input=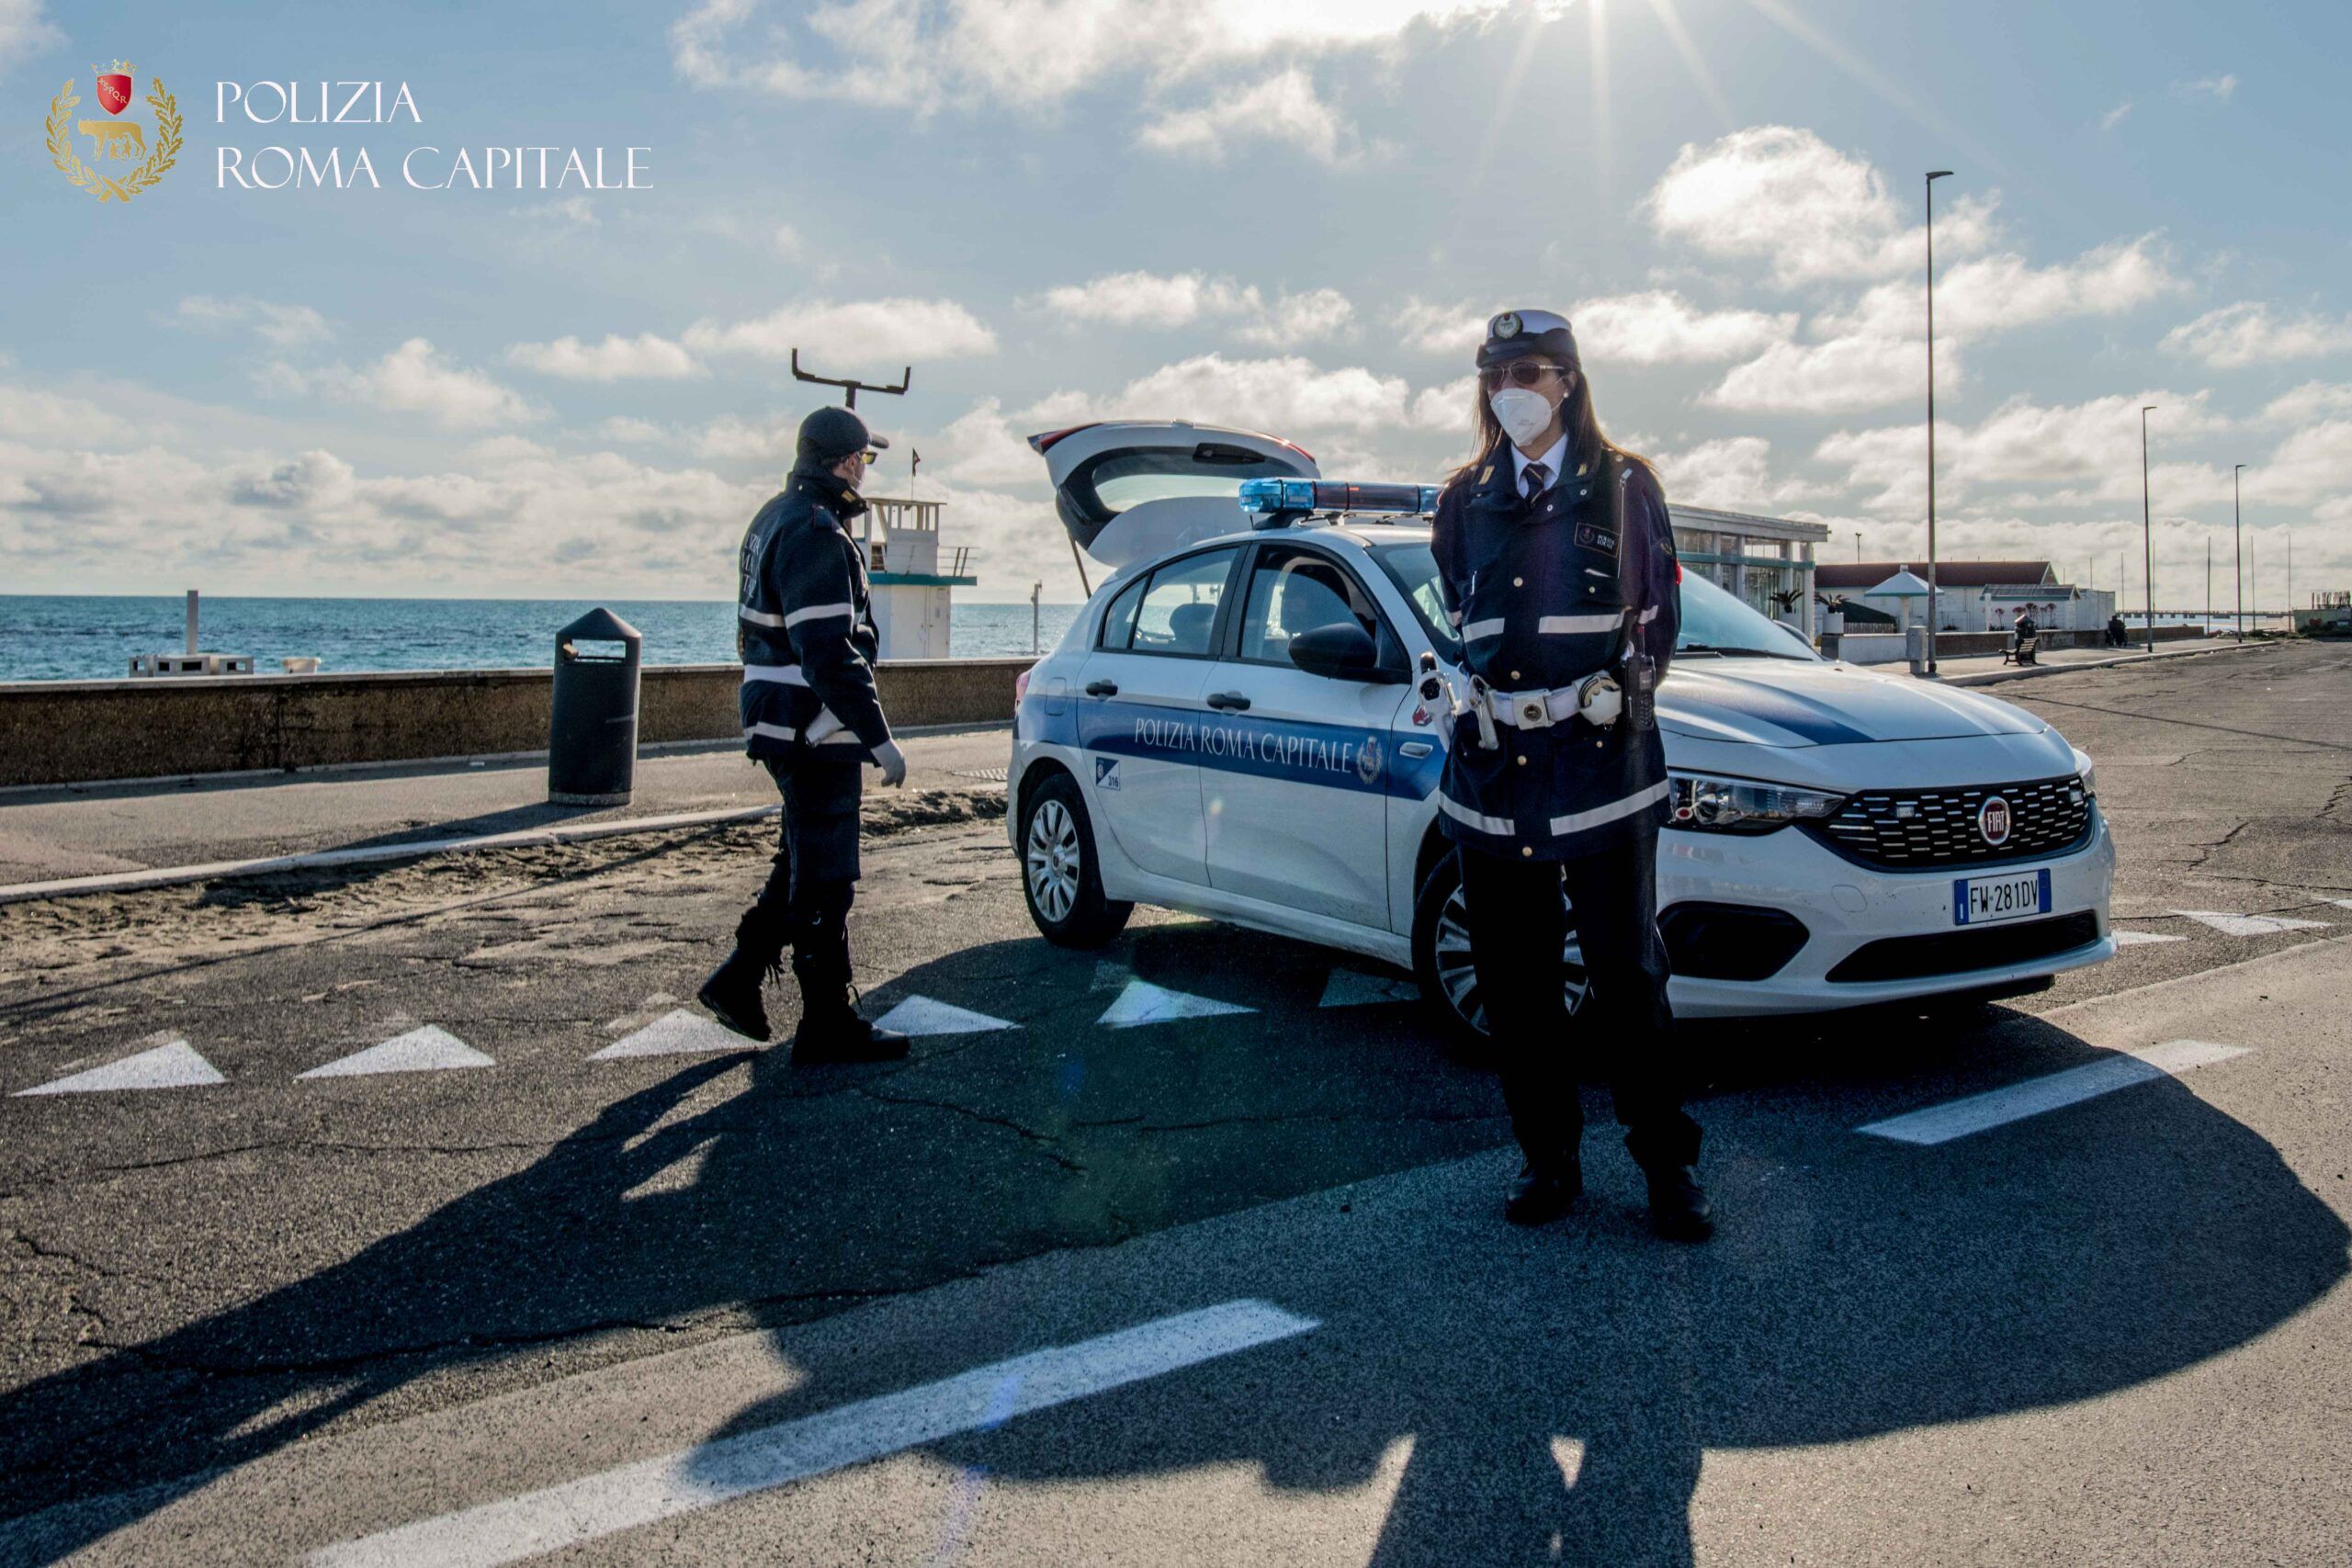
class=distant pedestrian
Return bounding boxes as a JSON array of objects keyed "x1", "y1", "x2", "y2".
[{"x1": 699, "y1": 405, "x2": 911, "y2": 1062}]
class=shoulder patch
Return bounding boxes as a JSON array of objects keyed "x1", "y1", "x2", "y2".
[{"x1": 1478, "y1": 466, "x2": 1494, "y2": 484}]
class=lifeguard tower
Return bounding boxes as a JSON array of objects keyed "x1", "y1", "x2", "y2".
[{"x1": 860, "y1": 495, "x2": 978, "y2": 659}]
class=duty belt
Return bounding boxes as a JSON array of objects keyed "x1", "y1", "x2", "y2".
[{"x1": 1468, "y1": 671, "x2": 1623, "y2": 732}]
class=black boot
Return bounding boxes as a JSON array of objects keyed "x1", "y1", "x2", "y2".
[
  {"x1": 1504, "y1": 1156, "x2": 1583, "y2": 1226},
  {"x1": 697, "y1": 915, "x2": 786, "y2": 1043},
  {"x1": 1643, "y1": 1164, "x2": 1713, "y2": 1242},
  {"x1": 788, "y1": 951, "x2": 910, "y2": 1064}
]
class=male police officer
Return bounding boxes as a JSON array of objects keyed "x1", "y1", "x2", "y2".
[
  {"x1": 699, "y1": 405, "x2": 912, "y2": 1062},
  {"x1": 1430, "y1": 308, "x2": 1710, "y2": 1239}
]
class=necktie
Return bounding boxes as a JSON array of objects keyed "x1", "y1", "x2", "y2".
[{"x1": 1521, "y1": 461, "x2": 1549, "y2": 504}]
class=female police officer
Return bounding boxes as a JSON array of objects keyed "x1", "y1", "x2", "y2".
[{"x1": 1431, "y1": 309, "x2": 1710, "y2": 1239}]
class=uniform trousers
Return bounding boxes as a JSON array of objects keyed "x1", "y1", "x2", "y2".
[
  {"x1": 737, "y1": 753, "x2": 864, "y2": 975},
  {"x1": 1457, "y1": 817, "x2": 1702, "y2": 1173}
]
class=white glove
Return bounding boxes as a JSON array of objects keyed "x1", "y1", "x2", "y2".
[
  {"x1": 1435, "y1": 704, "x2": 1457, "y2": 750},
  {"x1": 870, "y1": 739, "x2": 908, "y2": 788}
]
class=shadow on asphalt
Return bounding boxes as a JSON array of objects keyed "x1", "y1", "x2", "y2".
[{"x1": 1, "y1": 926, "x2": 2344, "y2": 1563}]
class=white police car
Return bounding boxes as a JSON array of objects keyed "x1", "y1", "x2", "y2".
[{"x1": 1008, "y1": 421, "x2": 2114, "y2": 1041}]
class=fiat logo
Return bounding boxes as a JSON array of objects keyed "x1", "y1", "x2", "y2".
[{"x1": 1978, "y1": 795, "x2": 2013, "y2": 846}]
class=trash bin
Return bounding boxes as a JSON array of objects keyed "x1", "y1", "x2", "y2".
[
  {"x1": 548, "y1": 607, "x2": 642, "y2": 805},
  {"x1": 1905, "y1": 623, "x2": 1929, "y2": 676}
]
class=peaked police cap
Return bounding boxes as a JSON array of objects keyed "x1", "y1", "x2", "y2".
[{"x1": 1477, "y1": 308, "x2": 1580, "y2": 369}]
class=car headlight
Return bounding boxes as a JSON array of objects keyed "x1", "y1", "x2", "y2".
[
  {"x1": 1667, "y1": 772, "x2": 1849, "y2": 834},
  {"x1": 2071, "y1": 747, "x2": 2096, "y2": 800}
]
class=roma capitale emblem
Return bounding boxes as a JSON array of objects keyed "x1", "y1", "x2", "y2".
[{"x1": 47, "y1": 60, "x2": 181, "y2": 203}]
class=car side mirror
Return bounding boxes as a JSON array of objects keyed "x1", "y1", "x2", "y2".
[{"x1": 1288, "y1": 621, "x2": 1404, "y2": 683}]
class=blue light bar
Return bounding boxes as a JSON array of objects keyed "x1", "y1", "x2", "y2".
[{"x1": 1238, "y1": 478, "x2": 1441, "y2": 517}]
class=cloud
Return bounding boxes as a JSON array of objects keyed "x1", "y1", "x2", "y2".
[
  {"x1": 175, "y1": 296, "x2": 334, "y2": 348},
  {"x1": 267, "y1": 339, "x2": 539, "y2": 430},
  {"x1": 1813, "y1": 389, "x2": 2230, "y2": 513},
  {"x1": 0, "y1": 0, "x2": 60, "y2": 68},
  {"x1": 2161, "y1": 302, "x2": 2352, "y2": 369},
  {"x1": 1650, "y1": 436, "x2": 1828, "y2": 511},
  {"x1": 671, "y1": 0, "x2": 1503, "y2": 113},
  {"x1": 1034, "y1": 271, "x2": 1353, "y2": 345},
  {"x1": 2099, "y1": 101, "x2": 2132, "y2": 131},
  {"x1": 0, "y1": 386, "x2": 135, "y2": 446},
  {"x1": 1394, "y1": 299, "x2": 1489, "y2": 357},
  {"x1": 506, "y1": 333, "x2": 701, "y2": 381},
  {"x1": 598, "y1": 415, "x2": 669, "y2": 444},
  {"x1": 2260, "y1": 381, "x2": 2352, "y2": 425},
  {"x1": 1644, "y1": 126, "x2": 1996, "y2": 287},
  {"x1": 683, "y1": 297, "x2": 997, "y2": 363},
  {"x1": 1824, "y1": 235, "x2": 2181, "y2": 341},
  {"x1": 1707, "y1": 333, "x2": 1955, "y2": 415},
  {"x1": 1135, "y1": 67, "x2": 1352, "y2": 164},
  {"x1": 1024, "y1": 352, "x2": 1449, "y2": 436},
  {"x1": 2172, "y1": 73, "x2": 2238, "y2": 101},
  {"x1": 933, "y1": 398, "x2": 1044, "y2": 487},
  {"x1": 1567, "y1": 291, "x2": 1795, "y2": 366}
]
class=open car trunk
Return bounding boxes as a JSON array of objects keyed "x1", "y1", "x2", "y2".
[{"x1": 1028, "y1": 421, "x2": 1317, "y2": 570}]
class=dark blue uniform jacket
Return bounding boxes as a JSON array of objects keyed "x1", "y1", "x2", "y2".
[
  {"x1": 737, "y1": 463, "x2": 892, "y2": 762},
  {"x1": 1431, "y1": 448, "x2": 1680, "y2": 861}
]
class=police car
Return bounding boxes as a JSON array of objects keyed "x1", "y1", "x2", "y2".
[{"x1": 1008, "y1": 421, "x2": 2114, "y2": 1041}]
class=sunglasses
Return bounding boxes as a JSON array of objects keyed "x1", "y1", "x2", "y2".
[
  {"x1": 1478, "y1": 361, "x2": 1570, "y2": 391},
  {"x1": 857, "y1": 450, "x2": 880, "y2": 465}
]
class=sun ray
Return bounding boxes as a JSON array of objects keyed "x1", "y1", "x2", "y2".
[
  {"x1": 1738, "y1": 0, "x2": 2008, "y2": 178},
  {"x1": 1459, "y1": 1, "x2": 1566, "y2": 214},
  {"x1": 1646, "y1": 0, "x2": 1736, "y2": 130}
]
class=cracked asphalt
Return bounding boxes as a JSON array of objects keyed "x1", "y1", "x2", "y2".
[{"x1": 0, "y1": 641, "x2": 2347, "y2": 1564}]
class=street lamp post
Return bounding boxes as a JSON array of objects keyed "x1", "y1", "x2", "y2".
[
  {"x1": 1924, "y1": 169, "x2": 1953, "y2": 675},
  {"x1": 2233, "y1": 465, "x2": 2245, "y2": 644},
  {"x1": 2139, "y1": 404, "x2": 2156, "y2": 653}
]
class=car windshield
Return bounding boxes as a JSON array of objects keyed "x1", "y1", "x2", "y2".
[{"x1": 1370, "y1": 539, "x2": 1817, "y2": 663}]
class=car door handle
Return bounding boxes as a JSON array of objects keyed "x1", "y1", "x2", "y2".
[
  {"x1": 1205, "y1": 691, "x2": 1251, "y2": 711},
  {"x1": 1084, "y1": 680, "x2": 1118, "y2": 697}
]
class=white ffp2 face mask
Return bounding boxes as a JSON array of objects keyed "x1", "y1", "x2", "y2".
[{"x1": 1488, "y1": 388, "x2": 1557, "y2": 448}]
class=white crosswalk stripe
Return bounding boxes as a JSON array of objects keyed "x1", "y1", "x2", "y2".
[
  {"x1": 2112, "y1": 930, "x2": 2186, "y2": 946},
  {"x1": 870, "y1": 996, "x2": 1019, "y2": 1037},
  {"x1": 15, "y1": 1035, "x2": 224, "y2": 1096},
  {"x1": 300, "y1": 1025, "x2": 494, "y2": 1078},
  {"x1": 2173, "y1": 909, "x2": 2332, "y2": 937},
  {"x1": 1858, "y1": 1039, "x2": 2250, "y2": 1145},
  {"x1": 592, "y1": 1009, "x2": 763, "y2": 1060},
  {"x1": 1317, "y1": 969, "x2": 1419, "y2": 1009},
  {"x1": 1096, "y1": 980, "x2": 1254, "y2": 1029}
]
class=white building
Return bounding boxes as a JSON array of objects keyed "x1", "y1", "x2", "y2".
[
  {"x1": 858, "y1": 495, "x2": 978, "y2": 660},
  {"x1": 1817, "y1": 560, "x2": 2114, "y2": 634}
]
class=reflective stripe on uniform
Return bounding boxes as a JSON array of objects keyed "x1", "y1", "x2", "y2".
[
  {"x1": 743, "y1": 721, "x2": 797, "y2": 743},
  {"x1": 741, "y1": 663, "x2": 808, "y2": 686},
  {"x1": 1547, "y1": 779, "x2": 1669, "y2": 838},
  {"x1": 1636, "y1": 605, "x2": 1660, "y2": 625},
  {"x1": 784, "y1": 601, "x2": 854, "y2": 628},
  {"x1": 1535, "y1": 612, "x2": 1629, "y2": 635},
  {"x1": 739, "y1": 606, "x2": 786, "y2": 627},
  {"x1": 1438, "y1": 793, "x2": 1515, "y2": 836},
  {"x1": 1462, "y1": 617, "x2": 1506, "y2": 641},
  {"x1": 1446, "y1": 607, "x2": 1464, "y2": 628}
]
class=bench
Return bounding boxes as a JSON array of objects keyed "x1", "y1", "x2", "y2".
[{"x1": 2002, "y1": 629, "x2": 2040, "y2": 666}]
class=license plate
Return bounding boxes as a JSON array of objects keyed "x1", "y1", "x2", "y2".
[{"x1": 1953, "y1": 868, "x2": 2052, "y2": 926}]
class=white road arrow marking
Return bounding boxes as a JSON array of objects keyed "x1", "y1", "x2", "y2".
[
  {"x1": 1095, "y1": 979, "x2": 1254, "y2": 1029},
  {"x1": 1317, "y1": 970, "x2": 1419, "y2": 1009},
  {"x1": 592, "y1": 1009, "x2": 763, "y2": 1060},
  {"x1": 2173, "y1": 909, "x2": 2332, "y2": 937},
  {"x1": 1858, "y1": 1039, "x2": 2250, "y2": 1145},
  {"x1": 300, "y1": 1025, "x2": 494, "y2": 1079},
  {"x1": 15, "y1": 1035, "x2": 224, "y2": 1096},
  {"x1": 306, "y1": 1299, "x2": 1319, "y2": 1568},
  {"x1": 870, "y1": 996, "x2": 1018, "y2": 1037}
]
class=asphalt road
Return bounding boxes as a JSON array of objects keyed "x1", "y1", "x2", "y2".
[{"x1": 0, "y1": 640, "x2": 2346, "y2": 1565}]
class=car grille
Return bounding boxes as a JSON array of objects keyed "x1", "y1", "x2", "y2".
[
  {"x1": 1805, "y1": 775, "x2": 2092, "y2": 870},
  {"x1": 1826, "y1": 911, "x2": 2103, "y2": 984}
]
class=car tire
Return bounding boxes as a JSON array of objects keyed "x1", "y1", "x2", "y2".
[
  {"x1": 1409, "y1": 845, "x2": 1589, "y2": 1065},
  {"x1": 1019, "y1": 771, "x2": 1133, "y2": 948}
]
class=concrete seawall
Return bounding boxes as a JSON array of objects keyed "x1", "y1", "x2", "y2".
[{"x1": 0, "y1": 659, "x2": 1031, "y2": 789}]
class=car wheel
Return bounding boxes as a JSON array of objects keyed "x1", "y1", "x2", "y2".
[
  {"x1": 1019, "y1": 771, "x2": 1133, "y2": 948},
  {"x1": 1410, "y1": 846, "x2": 1589, "y2": 1062}
]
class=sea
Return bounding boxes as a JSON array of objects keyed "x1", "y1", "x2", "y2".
[{"x1": 0, "y1": 596, "x2": 1084, "y2": 683}]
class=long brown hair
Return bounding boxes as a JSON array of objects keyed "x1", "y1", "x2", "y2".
[{"x1": 1450, "y1": 356, "x2": 1654, "y2": 489}]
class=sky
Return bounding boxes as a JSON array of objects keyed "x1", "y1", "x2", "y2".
[{"x1": 2, "y1": 0, "x2": 2346, "y2": 609}]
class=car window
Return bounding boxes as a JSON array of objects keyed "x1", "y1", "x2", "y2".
[
  {"x1": 1677, "y1": 571, "x2": 1817, "y2": 660},
  {"x1": 1128, "y1": 547, "x2": 1238, "y2": 658},
  {"x1": 1369, "y1": 541, "x2": 1460, "y2": 660},
  {"x1": 1238, "y1": 546, "x2": 1382, "y2": 666},
  {"x1": 1097, "y1": 573, "x2": 1146, "y2": 650}
]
